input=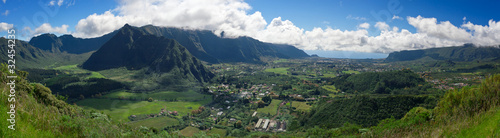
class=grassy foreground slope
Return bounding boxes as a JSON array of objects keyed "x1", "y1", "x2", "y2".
[
  {"x1": 0, "y1": 64, "x2": 122, "y2": 137},
  {"x1": 0, "y1": 64, "x2": 194, "y2": 137},
  {"x1": 370, "y1": 74, "x2": 500, "y2": 137}
]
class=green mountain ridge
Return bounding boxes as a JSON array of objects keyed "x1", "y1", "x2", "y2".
[
  {"x1": 28, "y1": 31, "x2": 118, "y2": 54},
  {"x1": 139, "y1": 25, "x2": 310, "y2": 63},
  {"x1": 385, "y1": 44, "x2": 500, "y2": 62},
  {"x1": 28, "y1": 24, "x2": 309, "y2": 64},
  {"x1": 81, "y1": 24, "x2": 214, "y2": 83},
  {"x1": 0, "y1": 37, "x2": 91, "y2": 69}
]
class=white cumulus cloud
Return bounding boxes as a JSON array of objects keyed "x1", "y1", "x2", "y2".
[
  {"x1": 358, "y1": 23, "x2": 370, "y2": 29},
  {"x1": 0, "y1": 22, "x2": 13, "y2": 32},
  {"x1": 33, "y1": 23, "x2": 69, "y2": 35},
  {"x1": 392, "y1": 15, "x2": 402, "y2": 20},
  {"x1": 375, "y1": 22, "x2": 390, "y2": 31},
  {"x1": 74, "y1": 0, "x2": 266, "y2": 38},
  {"x1": 462, "y1": 20, "x2": 500, "y2": 46},
  {"x1": 70, "y1": 0, "x2": 500, "y2": 53},
  {"x1": 58, "y1": 0, "x2": 64, "y2": 6},
  {"x1": 408, "y1": 15, "x2": 471, "y2": 42}
]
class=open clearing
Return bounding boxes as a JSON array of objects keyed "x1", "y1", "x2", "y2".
[
  {"x1": 257, "y1": 100, "x2": 282, "y2": 115},
  {"x1": 128, "y1": 116, "x2": 179, "y2": 129},
  {"x1": 264, "y1": 67, "x2": 289, "y2": 75},
  {"x1": 291, "y1": 101, "x2": 312, "y2": 111},
  {"x1": 76, "y1": 98, "x2": 212, "y2": 122},
  {"x1": 179, "y1": 127, "x2": 201, "y2": 137},
  {"x1": 104, "y1": 90, "x2": 208, "y2": 101}
]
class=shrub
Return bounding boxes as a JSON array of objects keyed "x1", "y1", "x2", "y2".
[{"x1": 402, "y1": 107, "x2": 431, "y2": 125}]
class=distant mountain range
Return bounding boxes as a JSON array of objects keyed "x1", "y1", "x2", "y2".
[
  {"x1": 29, "y1": 31, "x2": 117, "y2": 54},
  {"x1": 0, "y1": 37, "x2": 91, "y2": 69},
  {"x1": 139, "y1": 25, "x2": 310, "y2": 63},
  {"x1": 385, "y1": 44, "x2": 500, "y2": 62},
  {"x1": 29, "y1": 24, "x2": 309, "y2": 64}
]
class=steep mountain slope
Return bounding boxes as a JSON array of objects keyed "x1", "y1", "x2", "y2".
[
  {"x1": 28, "y1": 24, "x2": 308, "y2": 64},
  {"x1": 28, "y1": 31, "x2": 117, "y2": 54},
  {"x1": 0, "y1": 37, "x2": 91, "y2": 69},
  {"x1": 385, "y1": 44, "x2": 500, "y2": 62},
  {"x1": 139, "y1": 25, "x2": 309, "y2": 63},
  {"x1": 81, "y1": 24, "x2": 213, "y2": 83}
]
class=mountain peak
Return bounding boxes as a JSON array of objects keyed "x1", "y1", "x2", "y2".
[
  {"x1": 82, "y1": 29, "x2": 214, "y2": 83},
  {"x1": 122, "y1": 23, "x2": 134, "y2": 29}
]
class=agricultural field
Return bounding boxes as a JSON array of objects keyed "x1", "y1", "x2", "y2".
[
  {"x1": 342, "y1": 70, "x2": 360, "y2": 74},
  {"x1": 273, "y1": 59, "x2": 288, "y2": 63},
  {"x1": 257, "y1": 100, "x2": 282, "y2": 115},
  {"x1": 321, "y1": 73, "x2": 337, "y2": 78},
  {"x1": 97, "y1": 67, "x2": 140, "y2": 83},
  {"x1": 322, "y1": 85, "x2": 338, "y2": 93},
  {"x1": 264, "y1": 67, "x2": 289, "y2": 75},
  {"x1": 127, "y1": 116, "x2": 180, "y2": 129},
  {"x1": 207, "y1": 128, "x2": 227, "y2": 137},
  {"x1": 104, "y1": 90, "x2": 208, "y2": 101},
  {"x1": 76, "y1": 98, "x2": 212, "y2": 122},
  {"x1": 291, "y1": 101, "x2": 312, "y2": 111},
  {"x1": 53, "y1": 64, "x2": 106, "y2": 79},
  {"x1": 179, "y1": 127, "x2": 201, "y2": 137}
]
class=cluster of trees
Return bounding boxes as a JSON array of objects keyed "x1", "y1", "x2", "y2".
[
  {"x1": 24, "y1": 68, "x2": 62, "y2": 82},
  {"x1": 43, "y1": 75, "x2": 124, "y2": 100},
  {"x1": 326, "y1": 69, "x2": 434, "y2": 95},
  {"x1": 295, "y1": 95, "x2": 438, "y2": 128}
]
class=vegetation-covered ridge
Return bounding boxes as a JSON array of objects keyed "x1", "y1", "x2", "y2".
[
  {"x1": 28, "y1": 31, "x2": 117, "y2": 54},
  {"x1": 326, "y1": 69, "x2": 439, "y2": 95},
  {"x1": 289, "y1": 74, "x2": 500, "y2": 137},
  {"x1": 0, "y1": 38, "x2": 91, "y2": 69},
  {"x1": 0, "y1": 64, "x2": 124, "y2": 137},
  {"x1": 368, "y1": 73, "x2": 500, "y2": 137},
  {"x1": 385, "y1": 44, "x2": 500, "y2": 62},
  {"x1": 82, "y1": 24, "x2": 214, "y2": 84}
]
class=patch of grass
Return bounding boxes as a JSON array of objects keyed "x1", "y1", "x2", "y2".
[
  {"x1": 322, "y1": 85, "x2": 339, "y2": 93},
  {"x1": 273, "y1": 59, "x2": 288, "y2": 63},
  {"x1": 342, "y1": 70, "x2": 360, "y2": 74},
  {"x1": 86, "y1": 72, "x2": 106, "y2": 79},
  {"x1": 104, "y1": 90, "x2": 208, "y2": 101},
  {"x1": 128, "y1": 116, "x2": 179, "y2": 129},
  {"x1": 98, "y1": 67, "x2": 139, "y2": 83},
  {"x1": 292, "y1": 101, "x2": 312, "y2": 111},
  {"x1": 457, "y1": 107, "x2": 500, "y2": 137},
  {"x1": 257, "y1": 100, "x2": 282, "y2": 115},
  {"x1": 76, "y1": 98, "x2": 212, "y2": 122},
  {"x1": 322, "y1": 73, "x2": 337, "y2": 78},
  {"x1": 54, "y1": 64, "x2": 79, "y2": 70},
  {"x1": 180, "y1": 126, "x2": 201, "y2": 137},
  {"x1": 264, "y1": 67, "x2": 289, "y2": 75},
  {"x1": 207, "y1": 128, "x2": 227, "y2": 137},
  {"x1": 54, "y1": 64, "x2": 106, "y2": 79}
]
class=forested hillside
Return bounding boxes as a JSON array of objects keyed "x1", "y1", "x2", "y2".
[
  {"x1": 385, "y1": 44, "x2": 500, "y2": 62},
  {"x1": 326, "y1": 69, "x2": 436, "y2": 95}
]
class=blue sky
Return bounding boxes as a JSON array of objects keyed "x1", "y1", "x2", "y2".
[
  {"x1": 246, "y1": 0, "x2": 500, "y2": 34},
  {"x1": 1, "y1": 0, "x2": 500, "y2": 58}
]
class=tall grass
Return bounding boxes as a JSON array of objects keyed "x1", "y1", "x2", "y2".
[{"x1": 369, "y1": 74, "x2": 500, "y2": 137}]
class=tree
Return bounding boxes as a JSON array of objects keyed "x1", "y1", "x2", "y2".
[
  {"x1": 234, "y1": 120, "x2": 242, "y2": 128},
  {"x1": 257, "y1": 101, "x2": 265, "y2": 108},
  {"x1": 262, "y1": 96, "x2": 272, "y2": 104}
]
